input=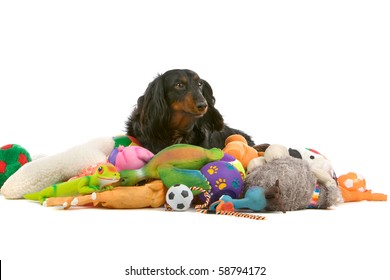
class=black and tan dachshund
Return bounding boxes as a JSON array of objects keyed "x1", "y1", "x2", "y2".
[{"x1": 126, "y1": 69, "x2": 254, "y2": 154}]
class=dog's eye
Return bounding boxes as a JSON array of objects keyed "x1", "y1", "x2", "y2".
[
  {"x1": 175, "y1": 83, "x2": 184, "y2": 89},
  {"x1": 198, "y1": 81, "x2": 203, "y2": 87}
]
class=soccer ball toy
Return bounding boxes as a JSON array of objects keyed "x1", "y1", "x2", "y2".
[{"x1": 165, "y1": 184, "x2": 194, "y2": 211}]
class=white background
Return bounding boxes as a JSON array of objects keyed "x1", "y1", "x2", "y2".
[{"x1": 1, "y1": 1, "x2": 389, "y2": 279}]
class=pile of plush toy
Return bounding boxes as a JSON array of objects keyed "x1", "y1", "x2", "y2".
[{"x1": 0, "y1": 134, "x2": 387, "y2": 218}]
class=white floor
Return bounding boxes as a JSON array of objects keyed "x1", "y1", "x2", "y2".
[
  {"x1": 1, "y1": 1, "x2": 389, "y2": 279},
  {"x1": 1, "y1": 194, "x2": 388, "y2": 280}
]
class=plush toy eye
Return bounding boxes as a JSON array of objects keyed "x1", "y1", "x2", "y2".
[
  {"x1": 98, "y1": 166, "x2": 104, "y2": 174},
  {"x1": 310, "y1": 155, "x2": 315, "y2": 160}
]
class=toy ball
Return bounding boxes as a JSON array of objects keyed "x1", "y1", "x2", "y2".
[
  {"x1": 337, "y1": 172, "x2": 366, "y2": 191},
  {"x1": 200, "y1": 160, "x2": 244, "y2": 204},
  {"x1": 0, "y1": 144, "x2": 31, "y2": 188},
  {"x1": 108, "y1": 145, "x2": 154, "y2": 171},
  {"x1": 166, "y1": 184, "x2": 194, "y2": 211},
  {"x1": 221, "y1": 153, "x2": 246, "y2": 179}
]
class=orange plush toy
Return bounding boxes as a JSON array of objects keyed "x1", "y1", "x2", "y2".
[
  {"x1": 45, "y1": 180, "x2": 167, "y2": 209},
  {"x1": 337, "y1": 172, "x2": 387, "y2": 202},
  {"x1": 222, "y1": 134, "x2": 260, "y2": 170}
]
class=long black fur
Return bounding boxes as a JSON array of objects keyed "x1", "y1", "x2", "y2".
[{"x1": 126, "y1": 69, "x2": 254, "y2": 154}]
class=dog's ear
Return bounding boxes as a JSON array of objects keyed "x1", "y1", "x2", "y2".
[
  {"x1": 200, "y1": 80, "x2": 224, "y2": 131},
  {"x1": 138, "y1": 75, "x2": 171, "y2": 137}
]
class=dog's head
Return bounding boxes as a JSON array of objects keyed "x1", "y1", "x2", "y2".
[
  {"x1": 132, "y1": 69, "x2": 224, "y2": 135},
  {"x1": 162, "y1": 69, "x2": 209, "y2": 118}
]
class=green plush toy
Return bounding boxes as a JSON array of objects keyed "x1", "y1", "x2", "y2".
[
  {"x1": 23, "y1": 163, "x2": 120, "y2": 204},
  {"x1": 0, "y1": 144, "x2": 32, "y2": 188},
  {"x1": 119, "y1": 144, "x2": 224, "y2": 194}
]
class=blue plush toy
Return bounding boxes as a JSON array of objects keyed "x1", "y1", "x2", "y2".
[{"x1": 209, "y1": 186, "x2": 267, "y2": 212}]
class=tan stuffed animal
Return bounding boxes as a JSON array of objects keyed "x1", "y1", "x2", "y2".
[{"x1": 45, "y1": 180, "x2": 167, "y2": 209}]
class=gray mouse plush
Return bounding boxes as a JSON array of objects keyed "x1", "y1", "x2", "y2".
[{"x1": 244, "y1": 144, "x2": 342, "y2": 212}]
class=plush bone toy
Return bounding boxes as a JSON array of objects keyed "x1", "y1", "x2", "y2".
[{"x1": 1, "y1": 137, "x2": 115, "y2": 199}]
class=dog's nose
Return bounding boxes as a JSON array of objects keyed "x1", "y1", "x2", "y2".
[{"x1": 196, "y1": 102, "x2": 208, "y2": 111}]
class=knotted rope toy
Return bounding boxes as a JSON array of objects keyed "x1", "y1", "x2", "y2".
[{"x1": 165, "y1": 186, "x2": 266, "y2": 220}]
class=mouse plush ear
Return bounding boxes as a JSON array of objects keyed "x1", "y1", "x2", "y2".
[{"x1": 200, "y1": 80, "x2": 224, "y2": 131}]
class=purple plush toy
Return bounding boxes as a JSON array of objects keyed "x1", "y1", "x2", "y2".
[{"x1": 200, "y1": 160, "x2": 244, "y2": 204}]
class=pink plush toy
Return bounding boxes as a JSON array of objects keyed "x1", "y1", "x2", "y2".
[{"x1": 108, "y1": 145, "x2": 154, "y2": 171}]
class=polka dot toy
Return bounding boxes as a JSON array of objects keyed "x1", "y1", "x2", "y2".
[{"x1": 0, "y1": 144, "x2": 31, "y2": 188}]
